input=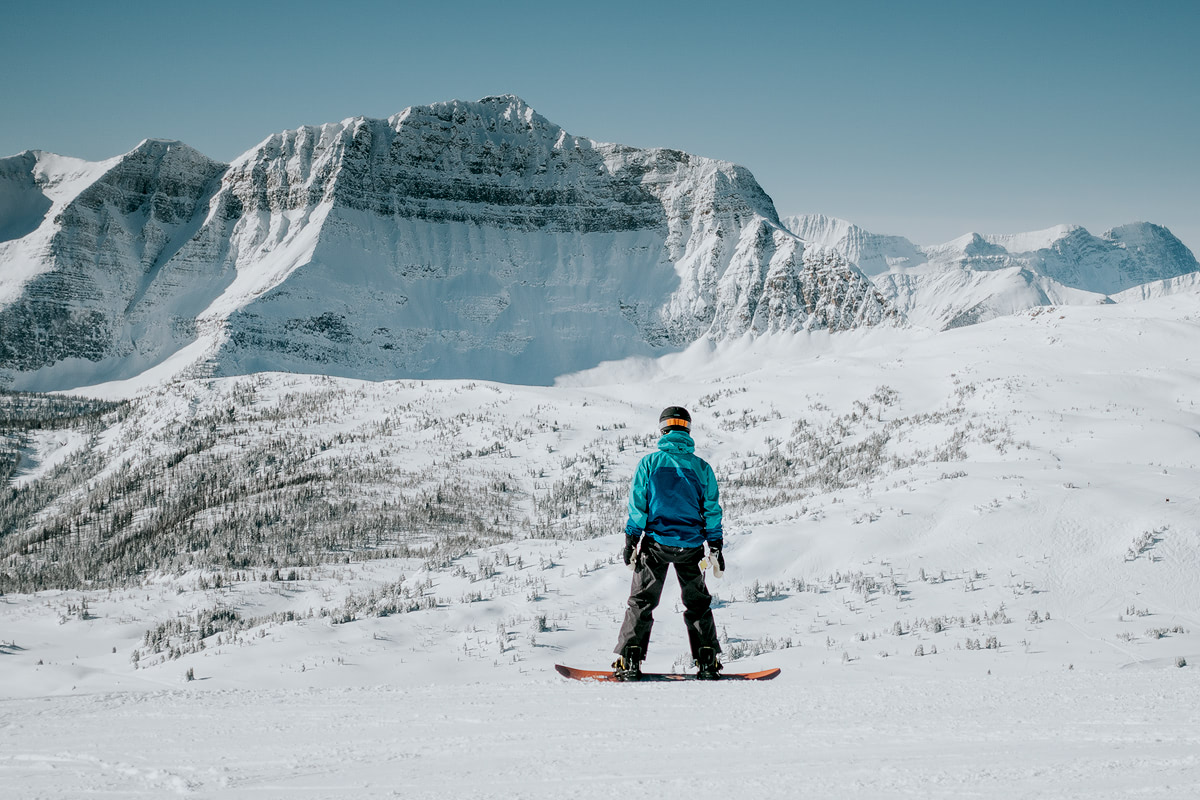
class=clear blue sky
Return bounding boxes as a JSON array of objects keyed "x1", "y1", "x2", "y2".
[{"x1": 3, "y1": 0, "x2": 1197, "y2": 251}]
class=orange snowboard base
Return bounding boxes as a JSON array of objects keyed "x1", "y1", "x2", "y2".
[{"x1": 554, "y1": 664, "x2": 781, "y2": 681}]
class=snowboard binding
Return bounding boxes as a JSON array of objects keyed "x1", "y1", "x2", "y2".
[
  {"x1": 695, "y1": 646, "x2": 723, "y2": 680},
  {"x1": 612, "y1": 645, "x2": 643, "y2": 681}
]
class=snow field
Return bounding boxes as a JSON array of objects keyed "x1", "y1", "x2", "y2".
[
  {"x1": 3, "y1": 289, "x2": 1200, "y2": 797},
  {"x1": 2, "y1": 672, "x2": 1198, "y2": 799}
]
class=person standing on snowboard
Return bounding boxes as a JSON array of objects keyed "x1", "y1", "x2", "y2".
[{"x1": 613, "y1": 406, "x2": 725, "y2": 681}]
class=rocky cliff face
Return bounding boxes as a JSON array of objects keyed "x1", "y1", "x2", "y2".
[
  {"x1": 0, "y1": 97, "x2": 893, "y2": 389},
  {"x1": 0, "y1": 142, "x2": 226, "y2": 376}
]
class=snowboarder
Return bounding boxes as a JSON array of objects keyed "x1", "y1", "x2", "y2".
[{"x1": 613, "y1": 406, "x2": 725, "y2": 680}]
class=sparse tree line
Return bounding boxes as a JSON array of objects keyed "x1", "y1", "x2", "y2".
[
  {"x1": 3, "y1": 378, "x2": 1022, "y2": 595},
  {"x1": 1126, "y1": 527, "x2": 1167, "y2": 561},
  {"x1": 0, "y1": 379, "x2": 630, "y2": 591},
  {"x1": 0, "y1": 382, "x2": 536, "y2": 591},
  {"x1": 718, "y1": 385, "x2": 1023, "y2": 515},
  {"x1": 0, "y1": 390, "x2": 126, "y2": 429},
  {"x1": 0, "y1": 390, "x2": 127, "y2": 487},
  {"x1": 131, "y1": 604, "x2": 302, "y2": 668}
]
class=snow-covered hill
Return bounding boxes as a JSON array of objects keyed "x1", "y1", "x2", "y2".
[
  {"x1": 781, "y1": 214, "x2": 1200, "y2": 330},
  {"x1": 0, "y1": 97, "x2": 891, "y2": 391},
  {"x1": 3, "y1": 280, "x2": 1200, "y2": 797},
  {"x1": 4, "y1": 288, "x2": 1200, "y2": 795}
]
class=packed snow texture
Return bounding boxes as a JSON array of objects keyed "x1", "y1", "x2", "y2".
[{"x1": 3, "y1": 289, "x2": 1200, "y2": 797}]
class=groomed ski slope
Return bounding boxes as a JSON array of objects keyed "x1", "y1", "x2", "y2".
[
  {"x1": 3, "y1": 671, "x2": 1197, "y2": 799},
  {"x1": 3, "y1": 290, "x2": 1200, "y2": 798}
]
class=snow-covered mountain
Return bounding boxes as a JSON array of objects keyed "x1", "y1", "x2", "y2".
[
  {"x1": 0, "y1": 97, "x2": 891, "y2": 390},
  {"x1": 783, "y1": 212, "x2": 927, "y2": 275},
  {"x1": 6, "y1": 99, "x2": 1195, "y2": 392},
  {"x1": 0, "y1": 141, "x2": 227, "y2": 380},
  {"x1": 781, "y1": 214, "x2": 1200, "y2": 330}
]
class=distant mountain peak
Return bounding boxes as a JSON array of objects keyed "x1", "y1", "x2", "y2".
[
  {"x1": 781, "y1": 214, "x2": 924, "y2": 276},
  {"x1": 477, "y1": 93, "x2": 533, "y2": 109},
  {"x1": 390, "y1": 95, "x2": 557, "y2": 133},
  {"x1": 1104, "y1": 221, "x2": 1182, "y2": 247},
  {"x1": 780, "y1": 215, "x2": 1199, "y2": 331},
  {"x1": 131, "y1": 137, "x2": 191, "y2": 151}
]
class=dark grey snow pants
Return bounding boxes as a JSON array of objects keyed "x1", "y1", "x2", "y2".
[{"x1": 614, "y1": 539, "x2": 721, "y2": 661}]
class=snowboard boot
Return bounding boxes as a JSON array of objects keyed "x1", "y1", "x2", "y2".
[
  {"x1": 696, "y1": 646, "x2": 722, "y2": 680},
  {"x1": 612, "y1": 645, "x2": 643, "y2": 681}
]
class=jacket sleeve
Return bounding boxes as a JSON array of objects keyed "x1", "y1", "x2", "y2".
[
  {"x1": 626, "y1": 456, "x2": 651, "y2": 536},
  {"x1": 701, "y1": 460, "x2": 723, "y2": 541}
]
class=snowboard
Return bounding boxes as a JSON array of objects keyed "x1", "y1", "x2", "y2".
[{"x1": 554, "y1": 664, "x2": 780, "y2": 681}]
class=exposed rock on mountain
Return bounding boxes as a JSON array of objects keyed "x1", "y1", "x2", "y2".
[
  {"x1": 0, "y1": 142, "x2": 226, "y2": 374},
  {"x1": 781, "y1": 215, "x2": 1199, "y2": 330},
  {"x1": 0, "y1": 97, "x2": 892, "y2": 389}
]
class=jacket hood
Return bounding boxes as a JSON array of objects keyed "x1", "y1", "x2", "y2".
[{"x1": 657, "y1": 430, "x2": 695, "y2": 454}]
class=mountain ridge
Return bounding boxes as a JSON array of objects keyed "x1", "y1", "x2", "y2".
[
  {"x1": 780, "y1": 214, "x2": 1199, "y2": 329},
  {"x1": 0, "y1": 97, "x2": 892, "y2": 390},
  {"x1": 3, "y1": 98, "x2": 1196, "y2": 389}
]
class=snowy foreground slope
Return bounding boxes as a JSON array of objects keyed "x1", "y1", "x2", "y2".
[{"x1": 3, "y1": 292, "x2": 1200, "y2": 797}]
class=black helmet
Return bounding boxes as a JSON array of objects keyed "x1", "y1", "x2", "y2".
[{"x1": 659, "y1": 406, "x2": 691, "y2": 433}]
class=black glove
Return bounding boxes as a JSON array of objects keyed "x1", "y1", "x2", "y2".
[
  {"x1": 623, "y1": 533, "x2": 641, "y2": 566},
  {"x1": 709, "y1": 542, "x2": 725, "y2": 572}
]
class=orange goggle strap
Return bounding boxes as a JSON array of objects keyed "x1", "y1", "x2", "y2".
[{"x1": 661, "y1": 417, "x2": 690, "y2": 431}]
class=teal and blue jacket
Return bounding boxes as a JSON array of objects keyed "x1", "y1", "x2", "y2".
[{"x1": 625, "y1": 431, "x2": 723, "y2": 549}]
